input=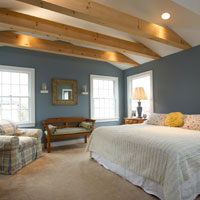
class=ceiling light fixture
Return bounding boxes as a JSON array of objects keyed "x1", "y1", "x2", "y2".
[{"x1": 161, "y1": 12, "x2": 171, "y2": 20}]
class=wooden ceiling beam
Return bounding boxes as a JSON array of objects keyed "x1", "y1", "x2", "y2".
[
  {"x1": 17, "y1": 0, "x2": 191, "y2": 50},
  {"x1": 0, "y1": 9, "x2": 160, "y2": 60},
  {"x1": 0, "y1": 31, "x2": 139, "y2": 66}
]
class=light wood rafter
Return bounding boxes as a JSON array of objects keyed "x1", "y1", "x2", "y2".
[
  {"x1": 0, "y1": 9, "x2": 161, "y2": 60},
  {"x1": 16, "y1": 0, "x2": 191, "y2": 49},
  {"x1": 0, "y1": 31, "x2": 139, "y2": 66}
]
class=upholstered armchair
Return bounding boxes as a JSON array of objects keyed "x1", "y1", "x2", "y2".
[{"x1": 0, "y1": 120, "x2": 42, "y2": 175}]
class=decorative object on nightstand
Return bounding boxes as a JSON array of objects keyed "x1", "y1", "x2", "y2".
[
  {"x1": 143, "y1": 114, "x2": 147, "y2": 119},
  {"x1": 131, "y1": 110, "x2": 136, "y2": 118},
  {"x1": 133, "y1": 87, "x2": 147, "y2": 118},
  {"x1": 81, "y1": 85, "x2": 88, "y2": 95},
  {"x1": 40, "y1": 82, "x2": 48, "y2": 93},
  {"x1": 124, "y1": 117, "x2": 146, "y2": 125}
]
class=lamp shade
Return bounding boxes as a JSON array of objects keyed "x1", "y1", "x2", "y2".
[{"x1": 133, "y1": 87, "x2": 147, "y2": 100}]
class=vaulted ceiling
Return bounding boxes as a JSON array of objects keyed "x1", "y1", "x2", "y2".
[{"x1": 0, "y1": 0, "x2": 199, "y2": 70}]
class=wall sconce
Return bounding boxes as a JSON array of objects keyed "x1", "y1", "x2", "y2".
[
  {"x1": 81, "y1": 85, "x2": 88, "y2": 95},
  {"x1": 40, "y1": 83, "x2": 48, "y2": 94}
]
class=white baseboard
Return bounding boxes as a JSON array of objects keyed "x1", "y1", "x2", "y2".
[{"x1": 42, "y1": 138, "x2": 85, "y2": 148}]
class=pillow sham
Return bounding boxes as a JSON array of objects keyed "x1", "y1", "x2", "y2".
[
  {"x1": 164, "y1": 112, "x2": 184, "y2": 127},
  {"x1": 146, "y1": 113, "x2": 167, "y2": 126},
  {"x1": 182, "y1": 115, "x2": 200, "y2": 131}
]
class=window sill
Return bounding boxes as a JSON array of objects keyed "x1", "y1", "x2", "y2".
[
  {"x1": 95, "y1": 118, "x2": 119, "y2": 123},
  {"x1": 17, "y1": 123, "x2": 35, "y2": 128}
]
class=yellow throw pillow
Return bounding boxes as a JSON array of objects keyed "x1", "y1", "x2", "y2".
[{"x1": 164, "y1": 112, "x2": 184, "y2": 127}]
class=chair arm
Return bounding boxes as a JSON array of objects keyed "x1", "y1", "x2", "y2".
[
  {"x1": 17, "y1": 129, "x2": 43, "y2": 139},
  {"x1": 85, "y1": 119, "x2": 96, "y2": 131},
  {"x1": 0, "y1": 136, "x2": 19, "y2": 151}
]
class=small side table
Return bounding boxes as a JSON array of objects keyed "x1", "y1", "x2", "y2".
[{"x1": 124, "y1": 118, "x2": 146, "y2": 125}]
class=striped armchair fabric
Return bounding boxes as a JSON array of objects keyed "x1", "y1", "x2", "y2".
[
  {"x1": 16, "y1": 129, "x2": 43, "y2": 158},
  {"x1": 0, "y1": 120, "x2": 42, "y2": 175},
  {"x1": 0, "y1": 120, "x2": 18, "y2": 135}
]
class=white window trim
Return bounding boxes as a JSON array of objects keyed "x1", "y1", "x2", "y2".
[
  {"x1": 127, "y1": 70, "x2": 153, "y2": 118},
  {"x1": 90, "y1": 74, "x2": 119, "y2": 122},
  {"x1": 0, "y1": 65, "x2": 35, "y2": 128}
]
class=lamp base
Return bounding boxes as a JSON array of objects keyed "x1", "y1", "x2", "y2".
[{"x1": 137, "y1": 101, "x2": 142, "y2": 118}]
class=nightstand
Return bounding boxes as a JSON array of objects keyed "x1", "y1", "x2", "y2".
[{"x1": 124, "y1": 118, "x2": 146, "y2": 125}]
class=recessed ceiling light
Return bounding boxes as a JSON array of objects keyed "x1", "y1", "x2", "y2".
[{"x1": 161, "y1": 12, "x2": 171, "y2": 20}]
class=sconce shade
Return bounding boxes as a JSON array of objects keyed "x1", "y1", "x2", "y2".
[
  {"x1": 42, "y1": 83, "x2": 47, "y2": 90},
  {"x1": 41, "y1": 82, "x2": 48, "y2": 94},
  {"x1": 82, "y1": 85, "x2": 87, "y2": 92},
  {"x1": 133, "y1": 87, "x2": 147, "y2": 100},
  {"x1": 81, "y1": 85, "x2": 88, "y2": 95}
]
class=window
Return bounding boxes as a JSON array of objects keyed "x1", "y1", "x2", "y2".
[
  {"x1": 90, "y1": 74, "x2": 119, "y2": 122},
  {"x1": 62, "y1": 89, "x2": 72, "y2": 100},
  {"x1": 127, "y1": 71, "x2": 153, "y2": 118},
  {"x1": 0, "y1": 65, "x2": 35, "y2": 127}
]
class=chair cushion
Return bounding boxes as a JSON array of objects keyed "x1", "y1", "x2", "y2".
[
  {"x1": 19, "y1": 136, "x2": 37, "y2": 152},
  {"x1": 45, "y1": 127, "x2": 90, "y2": 135},
  {"x1": 0, "y1": 120, "x2": 17, "y2": 136}
]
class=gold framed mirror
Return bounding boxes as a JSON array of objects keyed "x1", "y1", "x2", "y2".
[{"x1": 52, "y1": 79, "x2": 78, "y2": 105}]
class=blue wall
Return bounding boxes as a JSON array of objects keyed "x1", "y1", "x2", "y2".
[
  {"x1": 123, "y1": 45, "x2": 200, "y2": 117},
  {"x1": 0, "y1": 47, "x2": 124, "y2": 128},
  {"x1": 1, "y1": 45, "x2": 200, "y2": 130}
]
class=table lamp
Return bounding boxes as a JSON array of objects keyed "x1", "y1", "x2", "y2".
[{"x1": 133, "y1": 87, "x2": 147, "y2": 118}]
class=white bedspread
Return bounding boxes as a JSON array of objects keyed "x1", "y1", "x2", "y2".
[{"x1": 87, "y1": 124, "x2": 200, "y2": 200}]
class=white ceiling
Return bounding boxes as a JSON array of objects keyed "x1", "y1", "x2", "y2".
[
  {"x1": 0, "y1": 0, "x2": 200, "y2": 70},
  {"x1": 171, "y1": 0, "x2": 200, "y2": 15}
]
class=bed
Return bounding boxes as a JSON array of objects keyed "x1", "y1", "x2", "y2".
[{"x1": 86, "y1": 123, "x2": 200, "y2": 200}]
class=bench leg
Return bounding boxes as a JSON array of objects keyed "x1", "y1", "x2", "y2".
[
  {"x1": 84, "y1": 136, "x2": 87, "y2": 143},
  {"x1": 47, "y1": 137, "x2": 51, "y2": 153},
  {"x1": 44, "y1": 135, "x2": 47, "y2": 149}
]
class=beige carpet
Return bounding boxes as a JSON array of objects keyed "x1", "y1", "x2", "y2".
[{"x1": 0, "y1": 144, "x2": 199, "y2": 200}]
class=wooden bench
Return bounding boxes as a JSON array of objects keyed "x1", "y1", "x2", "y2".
[{"x1": 42, "y1": 117, "x2": 96, "y2": 153}]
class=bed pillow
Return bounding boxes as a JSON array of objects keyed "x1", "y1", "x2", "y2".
[
  {"x1": 164, "y1": 112, "x2": 184, "y2": 127},
  {"x1": 146, "y1": 113, "x2": 167, "y2": 126},
  {"x1": 182, "y1": 115, "x2": 200, "y2": 131}
]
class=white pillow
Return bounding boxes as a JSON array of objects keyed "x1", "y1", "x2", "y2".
[
  {"x1": 79, "y1": 121, "x2": 92, "y2": 130},
  {"x1": 48, "y1": 124, "x2": 56, "y2": 134},
  {"x1": 146, "y1": 113, "x2": 167, "y2": 126}
]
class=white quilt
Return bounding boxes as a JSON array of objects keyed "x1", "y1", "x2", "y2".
[{"x1": 87, "y1": 124, "x2": 200, "y2": 200}]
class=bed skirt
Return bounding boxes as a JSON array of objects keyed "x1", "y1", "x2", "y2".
[{"x1": 91, "y1": 152, "x2": 200, "y2": 200}]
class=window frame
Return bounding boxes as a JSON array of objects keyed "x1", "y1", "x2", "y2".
[
  {"x1": 90, "y1": 74, "x2": 119, "y2": 122},
  {"x1": 0, "y1": 65, "x2": 35, "y2": 127},
  {"x1": 127, "y1": 70, "x2": 153, "y2": 118}
]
